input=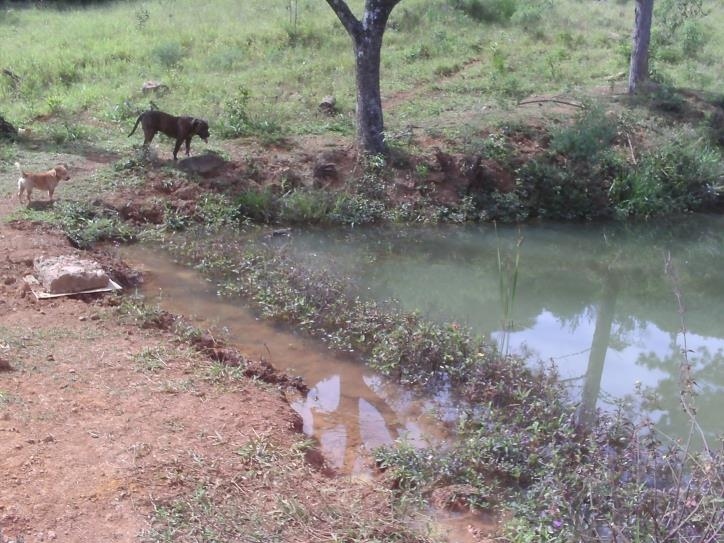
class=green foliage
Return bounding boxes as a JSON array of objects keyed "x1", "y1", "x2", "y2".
[
  {"x1": 46, "y1": 120, "x2": 91, "y2": 144},
  {"x1": 497, "y1": 107, "x2": 625, "y2": 220},
  {"x1": 550, "y1": 105, "x2": 619, "y2": 162},
  {"x1": 329, "y1": 194, "x2": 387, "y2": 225},
  {"x1": 18, "y1": 200, "x2": 136, "y2": 249},
  {"x1": 278, "y1": 189, "x2": 333, "y2": 224},
  {"x1": 657, "y1": 0, "x2": 707, "y2": 36},
  {"x1": 611, "y1": 138, "x2": 722, "y2": 218},
  {"x1": 196, "y1": 193, "x2": 242, "y2": 229},
  {"x1": 450, "y1": 0, "x2": 518, "y2": 24},
  {"x1": 510, "y1": 1, "x2": 547, "y2": 30},
  {"x1": 220, "y1": 86, "x2": 285, "y2": 144},
  {"x1": 107, "y1": 99, "x2": 142, "y2": 123},
  {"x1": 235, "y1": 189, "x2": 277, "y2": 223},
  {"x1": 152, "y1": 41, "x2": 185, "y2": 68}
]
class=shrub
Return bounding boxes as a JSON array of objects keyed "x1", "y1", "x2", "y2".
[
  {"x1": 550, "y1": 106, "x2": 619, "y2": 163},
  {"x1": 235, "y1": 189, "x2": 277, "y2": 223},
  {"x1": 278, "y1": 189, "x2": 333, "y2": 224},
  {"x1": 450, "y1": 0, "x2": 518, "y2": 24},
  {"x1": 196, "y1": 193, "x2": 242, "y2": 229},
  {"x1": 220, "y1": 87, "x2": 285, "y2": 144},
  {"x1": 329, "y1": 194, "x2": 386, "y2": 225},
  {"x1": 510, "y1": 2, "x2": 546, "y2": 30},
  {"x1": 611, "y1": 139, "x2": 722, "y2": 218},
  {"x1": 153, "y1": 42, "x2": 184, "y2": 68},
  {"x1": 52, "y1": 200, "x2": 135, "y2": 248}
]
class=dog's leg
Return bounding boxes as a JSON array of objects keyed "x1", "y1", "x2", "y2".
[
  {"x1": 143, "y1": 126, "x2": 156, "y2": 145},
  {"x1": 184, "y1": 136, "x2": 192, "y2": 157},
  {"x1": 173, "y1": 138, "x2": 184, "y2": 160},
  {"x1": 17, "y1": 179, "x2": 26, "y2": 202}
]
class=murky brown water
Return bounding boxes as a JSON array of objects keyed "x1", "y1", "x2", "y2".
[
  {"x1": 121, "y1": 245, "x2": 496, "y2": 542},
  {"x1": 122, "y1": 246, "x2": 454, "y2": 475}
]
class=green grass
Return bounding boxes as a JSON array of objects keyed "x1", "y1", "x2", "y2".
[{"x1": 1, "y1": 0, "x2": 722, "y2": 146}]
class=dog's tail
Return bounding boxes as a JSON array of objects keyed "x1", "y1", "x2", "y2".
[
  {"x1": 128, "y1": 113, "x2": 144, "y2": 137},
  {"x1": 14, "y1": 161, "x2": 24, "y2": 175}
]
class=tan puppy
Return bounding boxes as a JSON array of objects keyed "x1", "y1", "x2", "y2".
[{"x1": 16, "y1": 161, "x2": 70, "y2": 203}]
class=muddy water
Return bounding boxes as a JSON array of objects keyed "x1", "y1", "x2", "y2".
[
  {"x1": 122, "y1": 246, "x2": 458, "y2": 474},
  {"x1": 279, "y1": 216, "x2": 724, "y2": 441},
  {"x1": 122, "y1": 246, "x2": 498, "y2": 541}
]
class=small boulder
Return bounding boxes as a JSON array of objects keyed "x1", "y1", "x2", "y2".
[
  {"x1": 141, "y1": 80, "x2": 169, "y2": 95},
  {"x1": 177, "y1": 153, "x2": 227, "y2": 176},
  {"x1": 0, "y1": 114, "x2": 18, "y2": 139},
  {"x1": 34, "y1": 255, "x2": 111, "y2": 294},
  {"x1": 319, "y1": 95, "x2": 337, "y2": 116}
]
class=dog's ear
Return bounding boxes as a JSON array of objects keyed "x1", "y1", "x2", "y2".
[{"x1": 191, "y1": 118, "x2": 200, "y2": 133}]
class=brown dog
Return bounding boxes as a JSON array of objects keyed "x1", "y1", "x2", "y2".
[
  {"x1": 16, "y1": 162, "x2": 70, "y2": 203},
  {"x1": 128, "y1": 110, "x2": 210, "y2": 160}
]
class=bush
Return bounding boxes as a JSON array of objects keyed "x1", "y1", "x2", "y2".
[
  {"x1": 52, "y1": 200, "x2": 135, "y2": 248},
  {"x1": 550, "y1": 106, "x2": 619, "y2": 163},
  {"x1": 220, "y1": 87, "x2": 285, "y2": 144},
  {"x1": 235, "y1": 188, "x2": 277, "y2": 223},
  {"x1": 279, "y1": 189, "x2": 333, "y2": 224},
  {"x1": 152, "y1": 42, "x2": 184, "y2": 68},
  {"x1": 611, "y1": 139, "x2": 722, "y2": 218},
  {"x1": 450, "y1": 0, "x2": 518, "y2": 24},
  {"x1": 329, "y1": 194, "x2": 386, "y2": 225},
  {"x1": 515, "y1": 158, "x2": 615, "y2": 220}
]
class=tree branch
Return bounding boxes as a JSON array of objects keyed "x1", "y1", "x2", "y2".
[{"x1": 325, "y1": 0, "x2": 361, "y2": 37}]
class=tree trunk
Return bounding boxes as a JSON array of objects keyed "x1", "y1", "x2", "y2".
[
  {"x1": 628, "y1": 0, "x2": 654, "y2": 94},
  {"x1": 326, "y1": 0, "x2": 401, "y2": 156},
  {"x1": 354, "y1": 31, "x2": 386, "y2": 155}
]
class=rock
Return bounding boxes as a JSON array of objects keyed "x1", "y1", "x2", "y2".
[
  {"x1": 0, "y1": 114, "x2": 18, "y2": 139},
  {"x1": 141, "y1": 80, "x2": 169, "y2": 95},
  {"x1": 313, "y1": 161, "x2": 337, "y2": 180},
  {"x1": 34, "y1": 255, "x2": 110, "y2": 294},
  {"x1": 0, "y1": 357, "x2": 12, "y2": 372},
  {"x1": 177, "y1": 153, "x2": 227, "y2": 176},
  {"x1": 319, "y1": 95, "x2": 337, "y2": 115}
]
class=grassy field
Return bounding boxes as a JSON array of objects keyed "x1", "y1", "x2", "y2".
[{"x1": 1, "y1": 0, "x2": 722, "y2": 145}]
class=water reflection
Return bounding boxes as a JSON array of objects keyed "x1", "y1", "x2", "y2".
[
  {"x1": 122, "y1": 247, "x2": 451, "y2": 474},
  {"x1": 576, "y1": 270, "x2": 620, "y2": 427},
  {"x1": 281, "y1": 216, "x2": 724, "y2": 439}
]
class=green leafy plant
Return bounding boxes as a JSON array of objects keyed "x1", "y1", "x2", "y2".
[{"x1": 611, "y1": 138, "x2": 722, "y2": 218}]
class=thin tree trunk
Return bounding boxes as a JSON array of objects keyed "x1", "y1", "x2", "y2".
[{"x1": 628, "y1": 0, "x2": 654, "y2": 94}]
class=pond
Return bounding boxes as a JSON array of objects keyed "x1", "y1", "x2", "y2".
[
  {"x1": 125, "y1": 213, "x2": 723, "y2": 473},
  {"x1": 276, "y1": 215, "x2": 724, "y2": 441}
]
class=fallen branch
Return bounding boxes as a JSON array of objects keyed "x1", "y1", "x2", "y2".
[
  {"x1": 518, "y1": 98, "x2": 584, "y2": 109},
  {"x1": 2, "y1": 68, "x2": 20, "y2": 87}
]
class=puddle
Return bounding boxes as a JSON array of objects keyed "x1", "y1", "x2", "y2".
[{"x1": 122, "y1": 245, "x2": 456, "y2": 475}]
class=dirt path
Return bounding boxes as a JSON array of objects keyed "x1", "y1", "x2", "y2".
[{"x1": 0, "y1": 173, "x2": 419, "y2": 542}]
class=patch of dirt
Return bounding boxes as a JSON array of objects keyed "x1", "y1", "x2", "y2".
[{"x1": 0, "y1": 185, "x2": 425, "y2": 542}]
